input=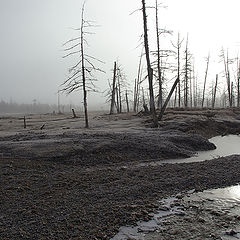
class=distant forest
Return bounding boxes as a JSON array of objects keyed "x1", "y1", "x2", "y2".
[{"x1": 0, "y1": 100, "x2": 78, "y2": 114}]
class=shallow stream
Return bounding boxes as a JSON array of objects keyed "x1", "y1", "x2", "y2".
[
  {"x1": 111, "y1": 135, "x2": 240, "y2": 239},
  {"x1": 158, "y1": 134, "x2": 240, "y2": 164}
]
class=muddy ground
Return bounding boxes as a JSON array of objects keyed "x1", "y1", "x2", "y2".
[{"x1": 0, "y1": 109, "x2": 240, "y2": 239}]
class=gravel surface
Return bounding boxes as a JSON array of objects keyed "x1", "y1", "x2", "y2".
[
  {"x1": 1, "y1": 110, "x2": 240, "y2": 239},
  {"x1": 1, "y1": 154, "x2": 240, "y2": 239}
]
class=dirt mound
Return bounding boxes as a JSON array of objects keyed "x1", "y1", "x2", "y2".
[{"x1": 0, "y1": 130, "x2": 215, "y2": 166}]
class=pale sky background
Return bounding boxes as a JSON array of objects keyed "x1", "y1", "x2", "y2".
[{"x1": 0, "y1": 0, "x2": 240, "y2": 109}]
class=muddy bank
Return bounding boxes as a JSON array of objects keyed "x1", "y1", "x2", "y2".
[
  {"x1": 145, "y1": 185, "x2": 240, "y2": 240},
  {"x1": 1, "y1": 155, "x2": 240, "y2": 239},
  {"x1": 0, "y1": 130, "x2": 216, "y2": 166}
]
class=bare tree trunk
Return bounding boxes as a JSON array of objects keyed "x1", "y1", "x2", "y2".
[
  {"x1": 126, "y1": 90, "x2": 130, "y2": 112},
  {"x1": 223, "y1": 50, "x2": 232, "y2": 107},
  {"x1": 72, "y1": 108, "x2": 77, "y2": 118},
  {"x1": 201, "y1": 54, "x2": 210, "y2": 108},
  {"x1": 142, "y1": 87, "x2": 146, "y2": 106},
  {"x1": 238, "y1": 62, "x2": 240, "y2": 108},
  {"x1": 57, "y1": 90, "x2": 61, "y2": 114},
  {"x1": 192, "y1": 64, "x2": 196, "y2": 108},
  {"x1": 23, "y1": 116, "x2": 26, "y2": 129},
  {"x1": 174, "y1": 86, "x2": 178, "y2": 108},
  {"x1": 158, "y1": 77, "x2": 180, "y2": 120},
  {"x1": 80, "y1": 8, "x2": 89, "y2": 128},
  {"x1": 230, "y1": 81, "x2": 234, "y2": 107},
  {"x1": 110, "y1": 61, "x2": 117, "y2": 114},
  {"x1": 134, "y1": 50, "x2": 143, "y2": 112},
  {"x1": 115, "y1": 86, "x2": 120, "y2": 113},
  {"x1": 177, "y1": 33, "x2": 181, "y2": 108},
  {"x1": 212, "y1": 74, "x2": 218, "y2": 108},
  {"x1": 155, "y1": 0, "x2": 162, "y2": 109},
  {"x1": 133, "y1": 78, "x2": 137, "y2": 112},
  {"x1": 141, "y1": 0, "x2": 158, "y2": 127},
  {"x1": 117, "y1": 72, "x2": 122, "y2": 113},
  {"x1": 184, "y1": 36, "x2": 189, "y2": 108},
  {"x1": 190, "y1": 70, "x2": 192, "y2": 108}
]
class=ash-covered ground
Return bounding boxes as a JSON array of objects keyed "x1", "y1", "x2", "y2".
[{"x1": 0, "y1": 109, "x2": 240, "y2": 239}]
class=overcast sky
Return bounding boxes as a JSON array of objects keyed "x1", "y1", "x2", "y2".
[{"x1": 1, "y1": 0, "x2": 240, "y2": 109}]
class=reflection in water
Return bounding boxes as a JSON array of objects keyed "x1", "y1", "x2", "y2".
[
  {"x1": 161, "y1": 135, "x2": 240, "y2": 164},
  {"x1": 111, "y1": 185, "x2": 240, "y2": 240},
  {"x1": 199, "y1": 185, "x2": 240, "y2": 203}
]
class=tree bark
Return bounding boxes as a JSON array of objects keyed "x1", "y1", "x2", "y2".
[
  {"x1": 141, "y1": 0, "x2": 158, "y2": 127},
  {"x1": 212, "y1": 74, "x2": 218, "y2": 108},
  {"x1": 110, "y1": 62, "x2": 117, "y2": 114},
  {"x1": 158, "y1": 78, "x2": 180, "y2": 120},
  {"x1": 202, "y1": 54, "x2": 210, "y2": 108},
  {"x1": 80, "y1": 7, "x2": 89, "y2": 128},
  {"x1": 125, "y1": 90, "x2": 130, "y2": 113}
]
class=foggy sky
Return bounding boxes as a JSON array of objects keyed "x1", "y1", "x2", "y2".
[{"x1": 1, "y1": 0, "x2": 240, "y2": 110}]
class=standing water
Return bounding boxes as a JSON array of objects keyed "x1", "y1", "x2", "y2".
[
  {"x1": 161, "y1": 134, "x2": 240, "y2": 164},
  {"x1": 111, "y1": 135, "x2": 240, "y2": 240}
]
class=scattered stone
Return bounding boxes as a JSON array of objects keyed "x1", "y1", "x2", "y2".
[{"x1": 225, "y1": 229, "x2": 238, "y2": 236}]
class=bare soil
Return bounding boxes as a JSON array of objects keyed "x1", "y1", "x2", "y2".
[{"x1": 1, "y1": 109, "x2": 240, "y2": 239}]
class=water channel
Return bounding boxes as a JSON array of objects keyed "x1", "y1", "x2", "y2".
[
  {"x1": 160, "y1": 134, "x2": 240, "y2": 164},
  {"x1": 111, "y1": 135, "x2": 240, "y2": 240}
]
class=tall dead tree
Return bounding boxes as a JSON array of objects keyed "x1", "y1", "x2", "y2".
[
  {"x1": 183, "y1": 36, "x2": 192, "y2": 108},
  {"x1": 221, "y1": 49, "x2": 233, "y2": 107},
  {"x1": 125, "y1": 90, "x2": 130, "y2": 112},
  {"x1": 201, "y1": 54, "x2": 210, "y2": 108},
  {"x1": 110, "y1": 62, "x2": 117, "y2": 114},
  {"x1": 61, "y1": 3, "x2": 103, "y2": 128},
  {"x1": 134, "y1": 49, "x2": 144, "y2": 112},
  {"x1": 141, "y1": 0, "x2": 158, "y2": 127},
  {"x1": 158, "y1": 77, "x2": 180, "y2": 120},
  {"x1": 212, "y1": 74, "x2": 218, "y2": 108},
  {"x1": 177, "y1": 33, "x2": 182, "y2": 108},
  {"x1": 237, "y1": 58, "x2": 240, "y2": 107},
  {"x1": 155, "y1": 0, "x2": 162, "y2": 109}
]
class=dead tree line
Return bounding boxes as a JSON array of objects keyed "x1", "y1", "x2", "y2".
[{"x1": 109, "y1": 61, "x2": 130, "y2": 114}]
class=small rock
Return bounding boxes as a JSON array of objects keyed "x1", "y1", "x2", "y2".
[
  {"x1": 176, "y1": 193, "x2": 184, "y2": 199},
  {"x1": 187, "y1": 189, "x2": 196, "y2": 194},
  {"x1": 225, "y1": 229, "x2": 238, "y2": 236},
  {"x1": 158, "y1": 206, "x2": 170, "y2": 211},
  {"x1": 175, "y1": 210, "x2": 186, "y2": 216}
]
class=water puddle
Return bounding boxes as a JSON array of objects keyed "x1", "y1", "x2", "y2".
[
  {"x1": 183, "y1": 185, "x2": 240, "y2": 239},
  {"x1": 111, "y1": 185, "x2": 240, "y2": 240},
  {"x1": 142, "y1": 135, "x2": 240, "y2": 165},
  {"x1": 111, "y1": 197, "x2": 184, "y2": 240}
]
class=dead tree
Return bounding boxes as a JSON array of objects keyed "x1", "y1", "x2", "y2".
[
  {"x1": 115, "y1": 86, "x2": 120, "y2": 113},
  {"x1": 238, "y1": 65, "x2": 240, "y2": 108},
  {"x1": 141, "y1": 0, "x2": 158, "y2": 127},
  {"x1": 61, "y1": 3, "x2": 104, "y2": 128},
  {"x1": 155, "y1": 0, "x2": 162, "y2": 109},
  {"x1": 110, "y1": 62, "x2": 117, "y2": 114},
  {"x1": 72, "y1": 108, "x2": 77, "y2": 118},
  {"x1": 201, "y1": 54, "x2": 210, "y2": 108},
  {"x1": 177, "y1": 33, "x2": 182, "y2": 108},
  {"x1": 236, "y1": 57, "x2": 240, "y2": 108},
  {"x1": 183, "y1": 35, "x2": 191, "y2": 108},
  {"x1": 221, "y1": 49, "x2": 233, "y2": 107},
  {"x1": 153, "y1": 2, "x2": 173, "y2": 110},
  {"x1": 133, "y1": 49, "x2": 144, "y2": 112},
  {"x1": 23, "y1": 116, "x2": 26, "y2": 129},
  {"x1": 125, "y1": 90, "x2": 130, "y2": 112},
  {"x1": 212, "y1": 74, "x2": 218, "y2": 108},
  {"x1": 158, "y1": 77, "x2": 180, "y2": 120}
]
